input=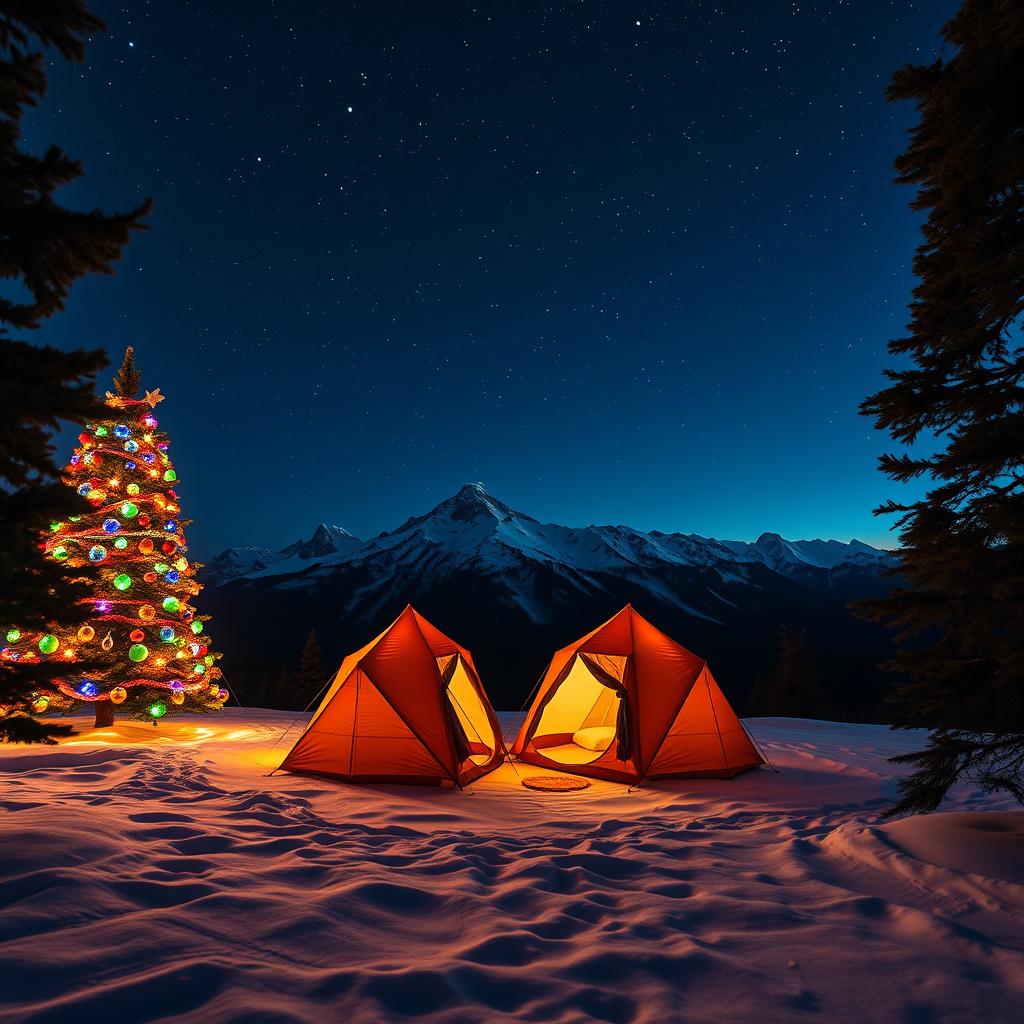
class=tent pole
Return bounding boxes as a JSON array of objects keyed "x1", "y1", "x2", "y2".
[{"x1": 705, "y1": 671, "x2": 731, "y2": 774}]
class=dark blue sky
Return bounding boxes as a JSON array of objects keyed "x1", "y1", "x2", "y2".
[{"x1": 28, "y1": 1, "x2": 955, "y2": 557}]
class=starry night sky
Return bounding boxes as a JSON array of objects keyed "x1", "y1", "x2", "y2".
[{"x1": 27, "y1": 1, "x2": 956, "y2": 557}]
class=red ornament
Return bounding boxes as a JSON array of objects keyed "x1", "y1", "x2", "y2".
[
  {"x1": 143, "y1": 571, "x2": 158, "y2": 583},
  {"x1": 138, "y1": 514, "x2": 151, "y2": 527},
  {"x1": 139, "y1": 538, "x2": 154, "y2": 555},
  {"x1": 130, "y1": 629, "x2": 145, "y2": 642},
  {"x1": 162, "y1": 541, "x2": 177, "y2": 555}
]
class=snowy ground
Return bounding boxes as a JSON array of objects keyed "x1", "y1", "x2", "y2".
[{"x1": 1, "y1": 711, "x2": 1022, "y2": 1023}]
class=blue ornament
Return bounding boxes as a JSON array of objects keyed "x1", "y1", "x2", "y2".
[
  {"x1": 70, "y1": 455, "x2": 81, "y2": 466},
  {"x1": 143, "y1": 452, "x2": 156, "y2": 464},
  {"x1": 164, "y1": 520, "x2": 177, "y2": 533},
  {"x1": 77, "y1": 679, "x2": 99, "y2": 698},
  {"x1": 165, "y1": 570, "x2": 180, "y2": 583},
  {"x1": 125, "y1": 460, "x2": 137, "y2": 470},
  {"x1": 160, "y1": 626, "x2": 176, "y2": 642},
  {"x1": 124, "y1": 440, "x2": 139, "y2": 454},
  {"x1": 88, "y1": 545, "x2": 108, "y2": 563},
  {"x1": 113, "y1": 424, "x2": 131, "y2": 439},
  {"x1": 102, "y1": 518, "x2": 121, "y2": 534},
  {"x1": 77, "y1": 483, "x2": 92, "y2": 496}
]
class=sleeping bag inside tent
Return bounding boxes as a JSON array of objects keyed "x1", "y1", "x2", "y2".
[
  {"x1": 511, "y1": 605, "x2": 763, "y2": 785},
  {"x1": 279, "y1": 605, "x2": 503, "y2": 786}
]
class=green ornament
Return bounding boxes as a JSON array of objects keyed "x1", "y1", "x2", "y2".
[
  {"x1": 120, "y1": 502, "x2": 139, "y2": 518},
  {"x1": 94, "y1": 426, "x2": 109, "y2": 437},
  {"x1": 114, "y1": 537, "x2": 129, "y2": 550},
  {"x1": 148, "y1": 701, "x2": 167, "y2": 719},
  {"x1": 163, "y1": 469, "x2": 177, "y2": 482},
  {"x1": 193, "y1": 663, "x2": 207, "y2": 674},
  {"x1": 50, "y1": 521, "x2": 63, "y2": 532},
  {"x1": 155, "y1": 562, "x2": 170, "y2": 574},
  {"x1": 6, "y1": 629, "x2": 21, "y2": 643},
  {"x1": 53, "y1": 546, "x2": 69, "y2": 560},
  {"x1": 38, "y1": 634, "x2": 59, "y2": 654},
  {"x1": 190, "y1": 621, "x2": 203, "y2": 635},
  {"x1": 69, "y1": 515, "x2": 82, "y2": 523},
  {"x1": 204, "y1": 654, "x2": 214, "y2": 666},
  {"x1": 129, "y1": 643, "x2": 149, "y2": 662},
  {"x1": 113, "y1": 573, "x2": 132, "y2": 591},
  {"x1": 162, "y1": 596, "x2": 181, "y2": 613}
]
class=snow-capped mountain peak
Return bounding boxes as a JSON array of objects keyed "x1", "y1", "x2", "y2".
[{"x1": 204, "y1": 486, "x2": 893, "y2": 592}]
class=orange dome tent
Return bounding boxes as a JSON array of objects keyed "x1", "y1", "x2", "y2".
[
  {"x1": 278, "y1": 606, "x2": 504, "y2": 787},
  {"x1": 511, "y1": 606, "x2": 764, "y2": 784}
]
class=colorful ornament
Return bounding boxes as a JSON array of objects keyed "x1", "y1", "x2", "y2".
[
  {"x1": 191, "y1": 621, "x2": 204, "y2": 635},
  {"x1": 170, "y1": 690, "x2": 185, "y2": 705},
  {"x1": 113, "y1": 573, "x2": 132, "y2": 591},
  {"x1": 165, "y1": 570, "x2": 180, "y2": 584},
  {"x1": 32, "y1": 696, "x2": 49, "y2": 714},
  {"x1": 120, "y1": 501, "x2": 139, "y2": 518},
  {"x1": 103, "y1": 518, "x2": 121, "y2": 534},
  {"x1": 6, "y1": 629, "x2": 20, "y2": 643},
  {"x1": 160, "y1": 626, "x2": 176, "y2": 642},
  {"x1": 164, "y1": 520, "x2": 177, "y2": 533},
  {"x1": 124, "y1": 439, "x2": 139, "y2": 453},
  {"x1": 169, "y1": 679, "x2": 184, "y2": 692},
  {"x1": 143, "y1": 571, "x2": 158, "y2": 583},
  {"x1": 101, "y1": 632, "x2": 114, "y2": 651},
  {"x1": 128, "y1": 644, "x2": 149, "y2": 663},
  {"x1": 130, "y1": 629, "x2": 145, "y2": 643},
  {"x1": 38, "y1": 634, "x2": 59, "y2": 654},
  {"x1": 127, "y1": 483, "x2": 140, "y2": 496},
  {"x1": 77, "y1": 625, "x2": 95, "y2": 642},
  {"x1": 138, "y1": 514, "x2": 151, "y2": 527},
  {"x1": 89, "y1": 545, "x2": 108, "y2": 563},
  {"x1": 148, "y1": 701, "x2": 167, "y2": 720},
  {"x1": 139, "y1": 605, "x2": 156, "y2": 621},
  {"x1": 139, "y1": 538, "x2": 154, "y2": 555},
  {"x1": 163, "y1": 469, "x2": 177, "y2": 482},
  {"x1": 217, "y1": 688, "x2": 229, "y2": 702},
  {"x1": 113, "y1": 424, "x2": 130, "y2": 439},
  {"x1": 162, "y1": 541, "x2": 177, "y2": 556},
  {"x1": 52, "y1": 545, "x2": 69, "y2": 560},
  {"x1": 77, "y1": 679, "x2": 98, "y2": 698},
  {"x1": 109, "y1": 686, "x2": 128, "y2": 705},
  {"x1": 162, "y1": 596, "x2": 181, "y2": 614}
]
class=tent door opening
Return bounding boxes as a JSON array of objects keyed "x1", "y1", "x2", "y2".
[
  {"x1": 441, "y1": 654, "x2": 498, "y2": 767},
  {"x1": 530, "y1": 653, "x2": 627, "y2": 765}
]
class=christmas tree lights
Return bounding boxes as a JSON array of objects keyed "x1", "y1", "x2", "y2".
[{"x1": 1, "y1": 370, "x2": 227, "y2": 725}]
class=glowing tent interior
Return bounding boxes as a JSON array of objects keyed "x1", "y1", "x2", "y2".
[
  {"x1": 511, "y1": 605, "x2": 764, "y2": 784},
  {"x1": 278, "y1": 606, "x2": 503, "y2": 787}
]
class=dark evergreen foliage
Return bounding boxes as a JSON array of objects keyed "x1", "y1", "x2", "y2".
[
  {"x1": 0, "y1": 1, "x2": 150, "y2": 742},
  {"x1": 112, "y1": 345, "x2": 142, "y2": 399},
  {"x1": 860, "y1": 0, "x2": 1024, "y2": 815},
  {"x1": 291, "y1": 630, "x2": 327, "y2": 710},
  {"x1": 745, "y1": 627, "x2": 826, "y2": 719}
]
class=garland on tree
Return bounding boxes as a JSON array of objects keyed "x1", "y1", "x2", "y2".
[{"x1": 2, "y1": 352, "x2": 226, "y2": 724}]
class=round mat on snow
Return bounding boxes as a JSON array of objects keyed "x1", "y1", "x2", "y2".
[{"x1": 521, "y1": 775, "x2": 591, "y2": 792}]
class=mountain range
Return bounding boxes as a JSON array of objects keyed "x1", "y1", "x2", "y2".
[{"x1": 201, "y1": 483, "x2": 899, "y2": 713}]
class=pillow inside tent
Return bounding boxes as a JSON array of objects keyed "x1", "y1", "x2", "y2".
[{"x1": 572, "y1": 725, "x2": 616, "y2": 751}]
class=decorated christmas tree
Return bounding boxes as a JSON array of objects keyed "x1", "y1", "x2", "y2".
[{"x1": 2, "y1": 350, "x2": 227, "y2": 727}]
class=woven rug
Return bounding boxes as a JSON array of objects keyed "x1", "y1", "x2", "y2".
[{"x1": 521, "y1": 775, "x2": 591, "y2": 792}]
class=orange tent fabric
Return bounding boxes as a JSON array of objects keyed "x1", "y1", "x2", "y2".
[
  {"x1": 511, "y1": 606, "x2": 763, "y2": 784},
  {"x1": 279, "y1": 606, "x2": 504, "y2": 787}
]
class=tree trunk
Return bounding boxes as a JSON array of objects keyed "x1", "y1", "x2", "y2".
[{"x1": 94, "y1": 700, "x2": 115, "y2": 728}]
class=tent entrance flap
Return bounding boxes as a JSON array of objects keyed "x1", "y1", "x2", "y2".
[
  {"x1": 531, "y1": 653, "x2": 626, "y2": 766},
  {"x1": 442, "y1": 654, "x2": 497, "y2": 767}
]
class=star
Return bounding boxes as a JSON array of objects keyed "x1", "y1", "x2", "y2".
[{"x1": 144, "y1": 388, "x2": 165, "y2": 408}]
